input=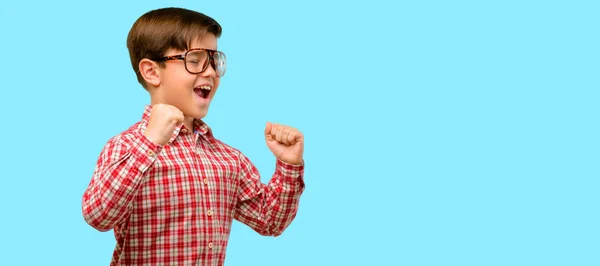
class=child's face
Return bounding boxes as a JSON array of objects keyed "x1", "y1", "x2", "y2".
[{"x1": 157, "y1": 33, "x2": 221, "y2": 119}]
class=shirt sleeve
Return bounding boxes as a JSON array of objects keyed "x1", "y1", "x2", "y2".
[
  {"x1": 81, "y1": 130, "x2": 161, "y2": 232},
  {"x1": 233, "y1": 153, "x2": 305, "y2": 236}
]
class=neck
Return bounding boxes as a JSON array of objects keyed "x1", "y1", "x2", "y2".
[
  {"x1": 183, "y1": 116, "x2": 195, "y2": 131},
  {"x1": 148, "y1": 96, "x2": 195, "y2": 131}
]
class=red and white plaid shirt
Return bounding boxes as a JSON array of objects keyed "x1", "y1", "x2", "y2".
[{"x1": 82, "y1": 105, "x2": 305, "y2": 266}]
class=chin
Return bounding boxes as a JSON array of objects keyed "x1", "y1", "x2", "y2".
[{"x1": 187, "y1": 109, "x2": 208, "y2": 120}]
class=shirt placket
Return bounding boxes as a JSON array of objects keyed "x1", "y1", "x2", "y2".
[{"x1": 193, "y1": 132, "x2": 221, "y2": 266}]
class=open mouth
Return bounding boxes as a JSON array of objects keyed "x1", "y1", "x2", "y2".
[{"x1": 194, "y1": 85, "x2": 212, "y2": 99}]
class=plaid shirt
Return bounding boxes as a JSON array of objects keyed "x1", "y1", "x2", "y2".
[{"x1": 82, "y1": 105, "x2": 305, "y2": 266}]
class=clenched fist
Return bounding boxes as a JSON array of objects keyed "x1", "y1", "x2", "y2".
[
  {"x1": 265, "y1": 122, "x2": 304, "y2": 165},
  {"x1": 144, "y1": 104, "x2": 185, "y2": 146}
]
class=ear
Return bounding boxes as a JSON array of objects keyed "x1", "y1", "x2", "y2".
[{"x1": 138, "y1": 59, "x2": 161, "y2": 87}]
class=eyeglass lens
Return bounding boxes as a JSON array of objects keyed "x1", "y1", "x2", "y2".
[{"x1": 185, "y1": 50, "x2": 226, "y2": 76}]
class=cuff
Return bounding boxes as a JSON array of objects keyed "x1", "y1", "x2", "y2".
[
  {"x1": 276, "y1": 159, "x2": 304, "y2": 181},
  {"x1": 129, "y1": 130, "x2": 162, "y2": 173}
]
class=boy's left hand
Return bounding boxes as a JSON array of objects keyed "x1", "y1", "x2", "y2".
[{"x1": 264, "y1": 122, "x2": 304, "y2": 165}]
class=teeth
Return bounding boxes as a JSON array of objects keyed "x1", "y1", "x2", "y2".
[{"x1": 197, "y1": 85, "x2": 211, "y2": 91}]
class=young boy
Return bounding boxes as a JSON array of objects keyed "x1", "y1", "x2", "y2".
[{"x1": 81, "y1": 7, "x2": 305, "y2": 266}]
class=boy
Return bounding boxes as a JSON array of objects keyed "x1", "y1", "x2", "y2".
[{"x1": 81, "y1": 7, "x2": 305, "y2": 266}]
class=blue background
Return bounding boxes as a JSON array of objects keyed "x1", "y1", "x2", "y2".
[{"x1": 0, "y1": 0, "x2": 598, "y2": 265}]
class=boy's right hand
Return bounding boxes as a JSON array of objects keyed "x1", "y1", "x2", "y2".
[{"x1": 144, "y1": 104, "x2": 184, "y2": 146}]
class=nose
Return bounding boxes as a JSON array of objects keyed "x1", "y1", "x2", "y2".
[{"x1": 201, "y1": 59, "x2": 217, "y2": 78}]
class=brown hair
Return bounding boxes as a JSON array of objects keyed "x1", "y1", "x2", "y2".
[{"x1": 126, "y1": 7, "x2": 222, "y2": 88}]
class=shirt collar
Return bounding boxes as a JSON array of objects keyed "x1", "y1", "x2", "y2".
[{"x1": 140, "y1": 105, "x2": 213, "y2": 144}]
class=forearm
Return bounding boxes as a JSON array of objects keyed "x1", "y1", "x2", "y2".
[
  {"x1": 82, "y1": 132, "x2": 161, "y2": 231},
  {"x1": 235, "y1": 159, "x2": 305, "y2": 236}
]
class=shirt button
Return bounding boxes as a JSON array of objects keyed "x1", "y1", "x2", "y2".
[
  {"x1": 208, "y1": 242, "x2": 213, "y2": 249},
  {"x1": 181, "y1": 128, "x2": 188, "y2": 133},
  {"x1": 207, "y1": 210, "x2": 213, "y2": 216},
  {"x1": 147, "y1": 150, "x2": 155, "y2": 156},
  {"x1": 203, "y1": 178, "x2": 208, "y2": 185}
]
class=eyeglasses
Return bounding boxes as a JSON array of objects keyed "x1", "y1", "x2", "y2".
[{"x1": 155, "y1": 48, "x2": 226, "y2": 77}]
